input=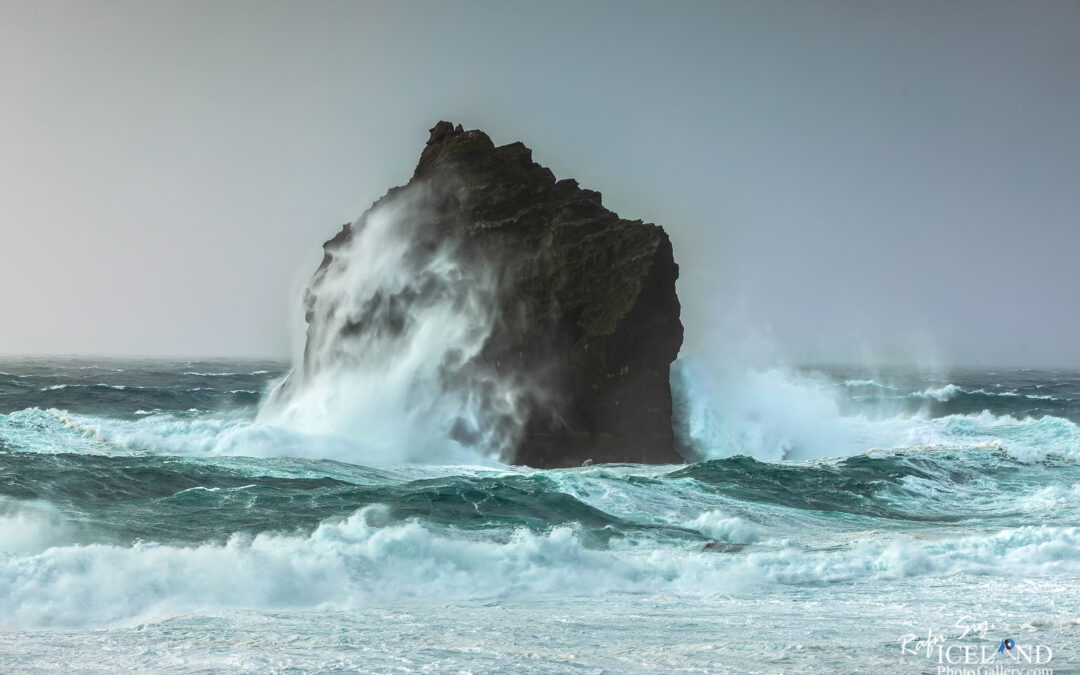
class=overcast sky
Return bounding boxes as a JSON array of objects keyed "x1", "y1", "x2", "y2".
[{"x1": 1, "y1": 0, "x2": 1077, "y2": 366}]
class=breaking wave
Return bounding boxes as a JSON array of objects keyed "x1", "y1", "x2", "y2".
[
  {"x1": 2, "y1": 500, "x2": 1078, "y2": 628},
  {"x1": 908, "y1": 383, "x2": 1065, "y2": 403},
  {"x1": 2, "y1": 354, "x2": 1079, "y2": 668},
  {"x1": 671, "y1": 359, "x2": 1079, "y2": 462},
  {"x1": 258, "y1": 184, "x2": 534, "y2": 465}
]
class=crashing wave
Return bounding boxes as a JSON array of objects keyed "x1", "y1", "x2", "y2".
[
  {"x1": 1, "y1": 502, "x2": 1077, "y2": 628},
  {"x1": 671, "y1": 361, "x2": 1080, "y2": 462}
]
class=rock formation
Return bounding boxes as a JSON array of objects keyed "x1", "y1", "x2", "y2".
[{"x1": 277, "y1": 121, "x2": 684, "y2": 467}]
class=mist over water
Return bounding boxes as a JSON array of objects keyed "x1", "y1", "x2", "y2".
[
  {"x1": 244, "y1": 177, "x2": 1065, "y2": 471},
  {"x1": 673, "y1": 355, "x2": 1080, "y2": 463},
  {"x1": 257, "y1": 185, "x2": 530, "y2": 466},
  {"x1": 674, "y1": 359, "x2": 857, "y2": 461}
]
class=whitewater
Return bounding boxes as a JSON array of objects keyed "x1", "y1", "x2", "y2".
[{"x1": 0, "y1": 357, "x2": 1078, "y2": 672}]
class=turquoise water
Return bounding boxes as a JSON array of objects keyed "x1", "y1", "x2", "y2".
[{"x1": 0, "y1": 358, "x2": 1077, "y2": 672}]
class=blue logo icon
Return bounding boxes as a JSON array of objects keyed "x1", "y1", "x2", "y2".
[{"x1": 997, "y1": 638, "x2": 1015, "y2": 654}]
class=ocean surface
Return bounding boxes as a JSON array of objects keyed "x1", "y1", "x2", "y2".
[{"x1": 0, "y1": 357, "x2": 1077, "y2": 672}]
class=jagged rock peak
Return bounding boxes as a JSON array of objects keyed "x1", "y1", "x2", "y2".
[{"x1": 280, "y1": 121, "x2": 684, "y2": 468}]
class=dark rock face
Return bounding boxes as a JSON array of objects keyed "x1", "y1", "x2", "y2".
[{"x1": 296, "y1": 121, "x2": 684, "y2": 467}]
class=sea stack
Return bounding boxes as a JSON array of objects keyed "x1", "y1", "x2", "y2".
[{"x1": 276, "y1": 122, "x2": 684, "y2": 467}]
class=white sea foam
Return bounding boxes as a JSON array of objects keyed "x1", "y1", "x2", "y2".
[
  {"x1": 0, "y1": 407, "x2": 504, "y2": 467},
  {"x1": 672, "y1": 360, "x2": 1080, "y2": 461},
  {"x1": 64, "y1": 412, "x2": 366, "y2": 462},
  {"x1": 907, "y1": 384, "x2": 1058, "y2": 402},
  {"x1": 6, "y1": 387, "x2": 1077, "y2": 469},
  {"x1": 258, "y1": 184, "x2": 535, "y2": 465},
  {"x1": 935, "y1": 410, "x2": 1080, "y2": 461},
  {"x1": 909, "y1": 383, "x2": 965, "y2": 402},
  {"x1": 672, "y1": 360, "x2": 858, "y2": 461},
  {"x1": 0, "y1": 505, "x2": 1076, "y2": 629},
  {"x1": 685, "y1": 510, "x2": 761, "y2": 543},
  {"x1": 40, "y1": 383, "x2": 132, "y2": 392},
  {"x1": 843, "y1": 379, "x2": 898, "y2": 390},
  {"x1": 0, "y1": 498, "x2": 76, "y2": 555}
]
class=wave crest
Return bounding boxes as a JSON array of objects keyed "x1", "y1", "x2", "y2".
[
  {"x1": 2, "y1": 503, "x2": 1078, "y2": 628},
  {"x1": 671, "y1": 360, "x2": 1080, "y2": 461}
]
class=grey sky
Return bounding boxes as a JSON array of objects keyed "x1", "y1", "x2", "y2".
[{"x1": 1, "y1": 0, "x2": 1077, "y2": 365}]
